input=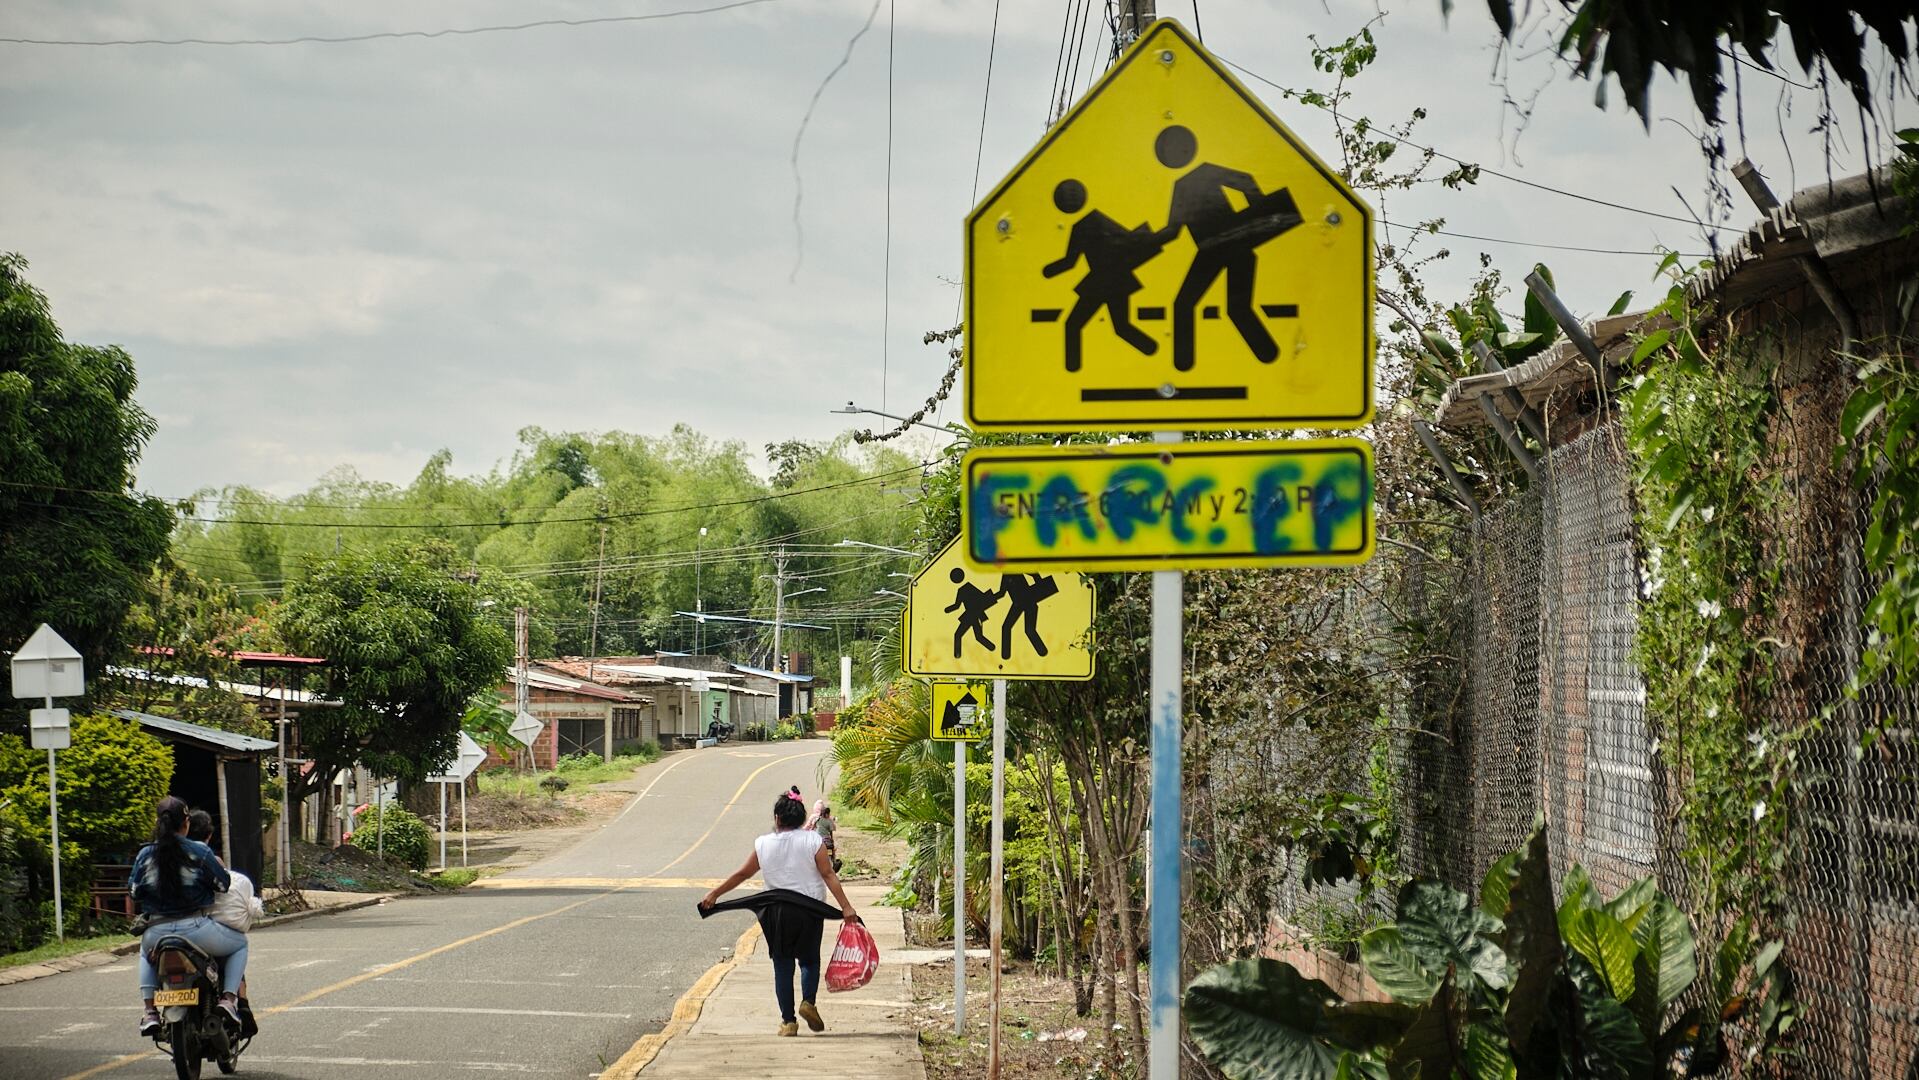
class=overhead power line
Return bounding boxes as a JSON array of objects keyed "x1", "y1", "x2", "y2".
[
  {"x1": 1216, "y1": 55, "x2": 1739, "y2": 235},
  {"x1": 1383, "y1": 218, "x2": 1709, "y2": 258},
  {"x1": 0, "y1": 0, "x2": 782, "y2": 47}
]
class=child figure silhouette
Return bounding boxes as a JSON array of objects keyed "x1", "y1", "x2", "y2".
[
  {"x1": 1041, "y1": 178, "x2": 1164, "y2": 372},
  {"x1": 944, "y1": 568, "x2": 1002, "y2": 659}
]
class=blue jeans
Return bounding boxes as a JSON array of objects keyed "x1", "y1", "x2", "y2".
[
  {"x1": 139, "y1": 916, "x2": 247, "y2": 996},
  {"x1": 770, "y1": 947, "x2": 821, "y2": 1023}
]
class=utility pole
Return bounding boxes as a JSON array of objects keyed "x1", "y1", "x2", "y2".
[
  {"x1": 515, "y1": 606, "x2": 530, "y2": 770},
  {"x1": 588, "y1": 519, "x2": 607, "y2": 680},
  {"x1": 696, "y1": 526, "x2": 707, "y2": 655},
  {"x1": 771, "y1": 546, "x2": 787, "y2": 674},
  {"x1": 1118, "y1": 0, "x2": 1154, "y2": 45}
]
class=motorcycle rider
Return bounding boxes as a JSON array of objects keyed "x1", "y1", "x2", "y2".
[
  {"x1": 131, "y1": 797, "x2": 245, "y2": 1035},
  {"x1": 186, "y1": 810, "x2": 263, "y2": 1034}
]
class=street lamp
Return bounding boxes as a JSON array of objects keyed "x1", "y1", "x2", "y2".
[
  {"x1": 836, "y1": 539, "x2": 917, "y2": 557},
  {"x1": 874, "y1": 589, "x2": 908, "y2": 599},
  {"x1": 832, "y1": 402, "x2": 965, "y2": 437}
]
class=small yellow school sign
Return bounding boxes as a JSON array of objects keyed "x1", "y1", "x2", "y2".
[
  {"x1": 964, "y1": 20, "x2": 1373, "y2": 432},
  {"x1": 929, "y1": 681, "x2": 992, "y2": 741},
  {"x1": 960, "y1": 440, "x2": 1374, "y2": 573},
  {"x1": 904, "y1": 536, "x2": 1095, "y2": 681}
]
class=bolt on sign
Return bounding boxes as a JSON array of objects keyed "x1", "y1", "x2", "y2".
[
  {"x1": 930, "y1": 681, "x2": 992, "y2": 742},
  {"x1": 964, "y1": 19, "x2": 1373, "y2": 433},
  {"x1": 904, "y1": 536, "x2": 1095, "y2": 681},
  {"x1": 961, "y1": 439, "x2": 1373, "y2": 573}
]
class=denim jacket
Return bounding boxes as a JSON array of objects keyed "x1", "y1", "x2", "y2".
[{"x1": 129, "y1": 837, "x2": 230, "y2": 919}]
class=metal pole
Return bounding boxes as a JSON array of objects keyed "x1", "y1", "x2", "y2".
[
  {"x1": 216, "y1": 758, "x2": 234, "y2": 865},
  {"x1": 438, "y1": 781, "x2": 448, "y2": 870},
  {"x1": 988, "y1": 678, "x2": 1007, "y2": 1079},
  {"x1": 772, "y1": 546, "x2": 787, "y2": 675},
  {"x1": 276, "y1": 684, "x2": 289, "y2": 885},
  {"x1": 375, "y1": 778, "x2": 384, "y2": 861},
  {"x1": 460, "y1": 779, "x2": 469, "y2": 867},
  {"x1": 1412, "y1": 419, "x2": 1482, "y2": 516},
  {"x1": 696, "y1": 528, "x2": 706, "y2": 655},
  {"x1": 47, "y1": 728, "x2": 63, "y2": 942},
  {"x1": 1479, "y1": 395, "x2": 1542, "y2": 481},
  {"x1": 1148, "y1": 430, "x2": 1181, "y2": 1080},
  {"x1": 954, "y1": 737, "x2": 967, "y2": 1037}
]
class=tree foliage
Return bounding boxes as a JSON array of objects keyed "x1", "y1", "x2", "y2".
[
  {"x1": 273, "y1": 540, "x2": 516, "y2": 789},
  {"x1": 1467, "y1": 0, "x2": 1915, "y2": 125},
  {"x1": 0, "y1": 253, "x2": 174, "y2": 679}
]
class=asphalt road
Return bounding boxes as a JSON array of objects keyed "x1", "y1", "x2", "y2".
[{"x1": 0, "y1": 739, "x2": 838, "y2": 1079}]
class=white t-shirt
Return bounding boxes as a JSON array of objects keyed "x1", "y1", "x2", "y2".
[
  {"x1": 209, "y1": 870, "x2": 264, "y2": 932},
  {"x1": 755, "y1": 829, "x2": 827, "y2": 901}
]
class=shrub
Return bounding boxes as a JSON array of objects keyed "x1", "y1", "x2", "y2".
[
  {"x1": 615, "y1": 741, "x2": 661, "y2": 763},
  {"x1": 554, "y1": 752, "x2": 601, "y2": 773},
  {"x1": 1184, "y1": 827, "x2": 1794, "y2": 1078},
  {"x1": 539, "y1": 774, "x2": 569, "y2": 793},
  {"x1": 773, "y1": 721, "x2": 802, "y2": 741},
  {"x1": 348, "y1": 803, "x2": 430, "y2": 870}
]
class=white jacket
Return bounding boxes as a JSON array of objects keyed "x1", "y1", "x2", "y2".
[{"x1": 209, "y1": 870, "x2": 265, "y2": 932}]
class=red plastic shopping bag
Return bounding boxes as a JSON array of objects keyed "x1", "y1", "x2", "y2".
[{"x1": 824, "y1": 918, "x2": 879, "y2": 993}]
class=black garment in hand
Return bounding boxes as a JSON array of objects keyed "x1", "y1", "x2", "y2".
[{"x1": 698, "y1": 888, "x2": 843, "y2": 961}]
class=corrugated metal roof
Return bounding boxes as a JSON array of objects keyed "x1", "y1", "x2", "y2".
[
  {"x1": 730, "y1": 664, "x2": 814, "y2": 684},
  {"x1": 114, "y1": 710, "x2": 277, "y2": 754}
]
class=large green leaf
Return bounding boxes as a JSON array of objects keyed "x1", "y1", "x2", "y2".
[
  {"x1": 1630, "y1": 896, "x2": 1695, "y2": 1013},
  {"x1": 1499, "y1": 828, "x2": 1563, "y2": 1057},
  {"x1": 1602, "y1": 876, "x2": 1657, "y2": 933},
  {"x1": 1556, "y1": 865, "x2": 1597, "y2": 938},
  {"x1": 1394, "y1": 880, "x2": 1511, "y2": 993},
  {"x1": 1185, "y1": 959, "x2": 1394, "y2": 1080},
  {"x1": 1479, "y1": 849, "x2": 1521, "y2": 920},
  {"x1": 1380, "y1": 982, "x2": 1461, "y2": 1080},
  {"x1": 1551, "y1": 956, "x2": 1655, "y2": 1079},
  {"x1": 1462, "y1": 1023, "x2": 1517, "y2": 1080},
  {"x1": 1359, "y1": 927, "x2": 1442, "y2": 1004},
  {"x1": 1563, "y1": 908, "x2": 1639, "y2": 1003}
]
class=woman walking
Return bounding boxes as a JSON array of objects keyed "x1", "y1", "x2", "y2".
[
  {"x1": 699, "y1": 789, "x2": 859, "y2": 1036},
  {"x1": 130, "y1": 797, "x2": 247, "y2": 1035}
]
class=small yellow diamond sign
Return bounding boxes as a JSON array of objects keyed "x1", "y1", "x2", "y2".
[
  {"x1": 929, "y1": 681, "x2": 991, "y2": 742},
  {"x1": 965, "y1": 19, "x2": 1373, "y2": 432}
]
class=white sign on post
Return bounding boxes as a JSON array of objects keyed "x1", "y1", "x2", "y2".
[
  {"x1": 508, "y1": 710, "x2": 542, "y2": 748},
  {"x1": 10, "y1": 623, "x2": 84, "y2": 942},
  {"x1": 29, "y1": 707, "x2": 71, "y2": 751},
  {"x1": 427, "y1": 732, "x2": 487, "y2": 870}
]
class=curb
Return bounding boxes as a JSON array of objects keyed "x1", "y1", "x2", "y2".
[
  {"x1": 601, "y1": 923, "x2": 762, "y2": 1079},
  {"x1": 0, "y1": 893, "x2": 401, "y2": 989}
]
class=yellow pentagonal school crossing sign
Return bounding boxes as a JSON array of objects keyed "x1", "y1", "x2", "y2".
[
  {"x1": 965, "y1": 19, "x2": 1373, "y2": 432},
  {"x1": 904, "y1": 537, "x2": 1094, "y2": 681}
]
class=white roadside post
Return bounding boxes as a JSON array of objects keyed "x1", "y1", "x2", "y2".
[
  {"x1": 954, "y1": 694, "x2": 975, "y2": 1036},
  {"x1": 988, "y1": 677, "x2": 1007, "y2": 1076},
  {"x1": 11, "y1": 624, "x2": 83, "y2": 942},
  {"x1": 1148, "y1": 430, "x2": 1184, "y2": 1080},
  {"x1": 427, "y1": 732, "x2": 487, "y2": 871}
]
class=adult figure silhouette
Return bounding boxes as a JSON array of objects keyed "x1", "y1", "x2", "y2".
[
  {"x1": 1042, "y1": 178, "x2": 1164, "y2": 372},
  {"x1": 1154, "y1": 124, "x2": 1296, "y2": 372},
  {"x1": 944, "y1": 568, "x2": 1001, "y2": 659},
  {"x1": 997, "y1": 573, "x2": 1057, "y2": 658}
]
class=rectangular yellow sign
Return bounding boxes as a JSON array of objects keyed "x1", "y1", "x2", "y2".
[
  {"x1": 960, "y1": 439, "x2": 1374, "y2": 572},
  {"x1": 929, "y1": 681, "x2": 991, "y2": 742}
]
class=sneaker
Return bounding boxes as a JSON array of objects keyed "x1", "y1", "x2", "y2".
[
  {"x1": 139, "y1": 1009, "x2": 162, "y2": 1037},
  {"x1": 796, "y1": 999, "x2": 824, "y2": 1032},
  {"x1": 216, "y1": 994, "x2": 241, "y2": 1025},
  {"x1": 777, "y1": 1022, "x2": 799, "y2": 1037}
]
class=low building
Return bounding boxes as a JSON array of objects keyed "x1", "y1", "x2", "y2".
[{"x1": 112, "y1": 710, "x2": 276, "y2": 885}]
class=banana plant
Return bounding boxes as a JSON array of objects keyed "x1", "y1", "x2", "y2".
[{"x1": 1184, "y1": 827, "x2": 1793, "y2": 1079}]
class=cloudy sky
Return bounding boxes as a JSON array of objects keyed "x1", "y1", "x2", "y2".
[{"x1": 2, "y1": 1, "x2": 1900, "y2": 497}]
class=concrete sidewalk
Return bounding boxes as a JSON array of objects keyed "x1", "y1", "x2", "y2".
[{"x1": 627, "y1": 883, "x2": 924, "y2": 1079}]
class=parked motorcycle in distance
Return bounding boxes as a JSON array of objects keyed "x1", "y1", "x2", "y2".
[
  {"x1": 149, "y1": 936, "x2": 250, "y2": 1078},
  {"x1": 705, "y1": 718, "x2": 734, "y2": 743}
]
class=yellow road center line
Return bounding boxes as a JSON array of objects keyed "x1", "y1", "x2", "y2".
[
  {"x1": 600, "y1": 923, "x2": 760, "y2": 1080},
  {"x1": 647, "y1": 750, "x2": 826, "y2": 878}
]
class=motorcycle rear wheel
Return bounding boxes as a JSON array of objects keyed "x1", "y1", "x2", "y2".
[{"x1": 169, "y1": 1019, "x2": 202, "y2": 1080}]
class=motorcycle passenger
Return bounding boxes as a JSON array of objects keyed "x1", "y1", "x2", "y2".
[
  {"x1": 131, "y1": 797, "x2": 246, "y2": 1035},
  {"x1": 186, "y1": 809, "x2": 263, "y2": 1027}
]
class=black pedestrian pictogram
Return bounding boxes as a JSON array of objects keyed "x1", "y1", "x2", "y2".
[
  {"x1": 1041, "y1": 179, "x2": 1165, "y2": 372},
  {"x1": 946, "y1": 567, "x2": 1001, "y2": 659},
  {"x1": 1153, "y1": 123, "x2": 1303, "y2": 372},
  {"x1": 997, "y1": 574, "x2": 1057, "y2": 657}
]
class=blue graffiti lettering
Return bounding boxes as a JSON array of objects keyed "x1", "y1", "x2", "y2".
[
  {"x1": 1035, "y1": 475, "x2": 1097, "y2": 547},
  {"x1": 1311, "y1": 458, "x2": 1371, "y2": 550},
  {"x1": 970, "y1": 471, "x2": 1030, "y2": 562},
  {"x1": 1250, "y1": 463, "x2": 1303, "y2": 554},
  {"x1": 1168, "y1": 477, "x2": 1215, "y2": 543},
  {"x1": 1102, "y1": 465, "x2": 1166, "y2": 541}
]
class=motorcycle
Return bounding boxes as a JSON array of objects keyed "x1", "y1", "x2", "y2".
[
  {"x1": 149, "y1": 936, "x2": 252, "y2": 1078},
  {"x1": 705, "y1": 718, "x2": 734, "y2": 743}
]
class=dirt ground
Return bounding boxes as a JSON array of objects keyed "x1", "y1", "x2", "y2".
[{"x1": 911, "y1": 956, "x2": 1135, "y2": 1080}]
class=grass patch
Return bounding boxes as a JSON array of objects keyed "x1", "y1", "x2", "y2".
[
  {"x1": 1, "y1": 932, "x2": 135, "y2": 970},
  {"x1": 429, "y1": 867, "x2": 482, "y2": 889},
  {"x1": 477, "y1": 744, "x2": 659, "y2": 798},
  {"x1": 833, "y1": 802, "x2": 890, "y2": 836}
]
